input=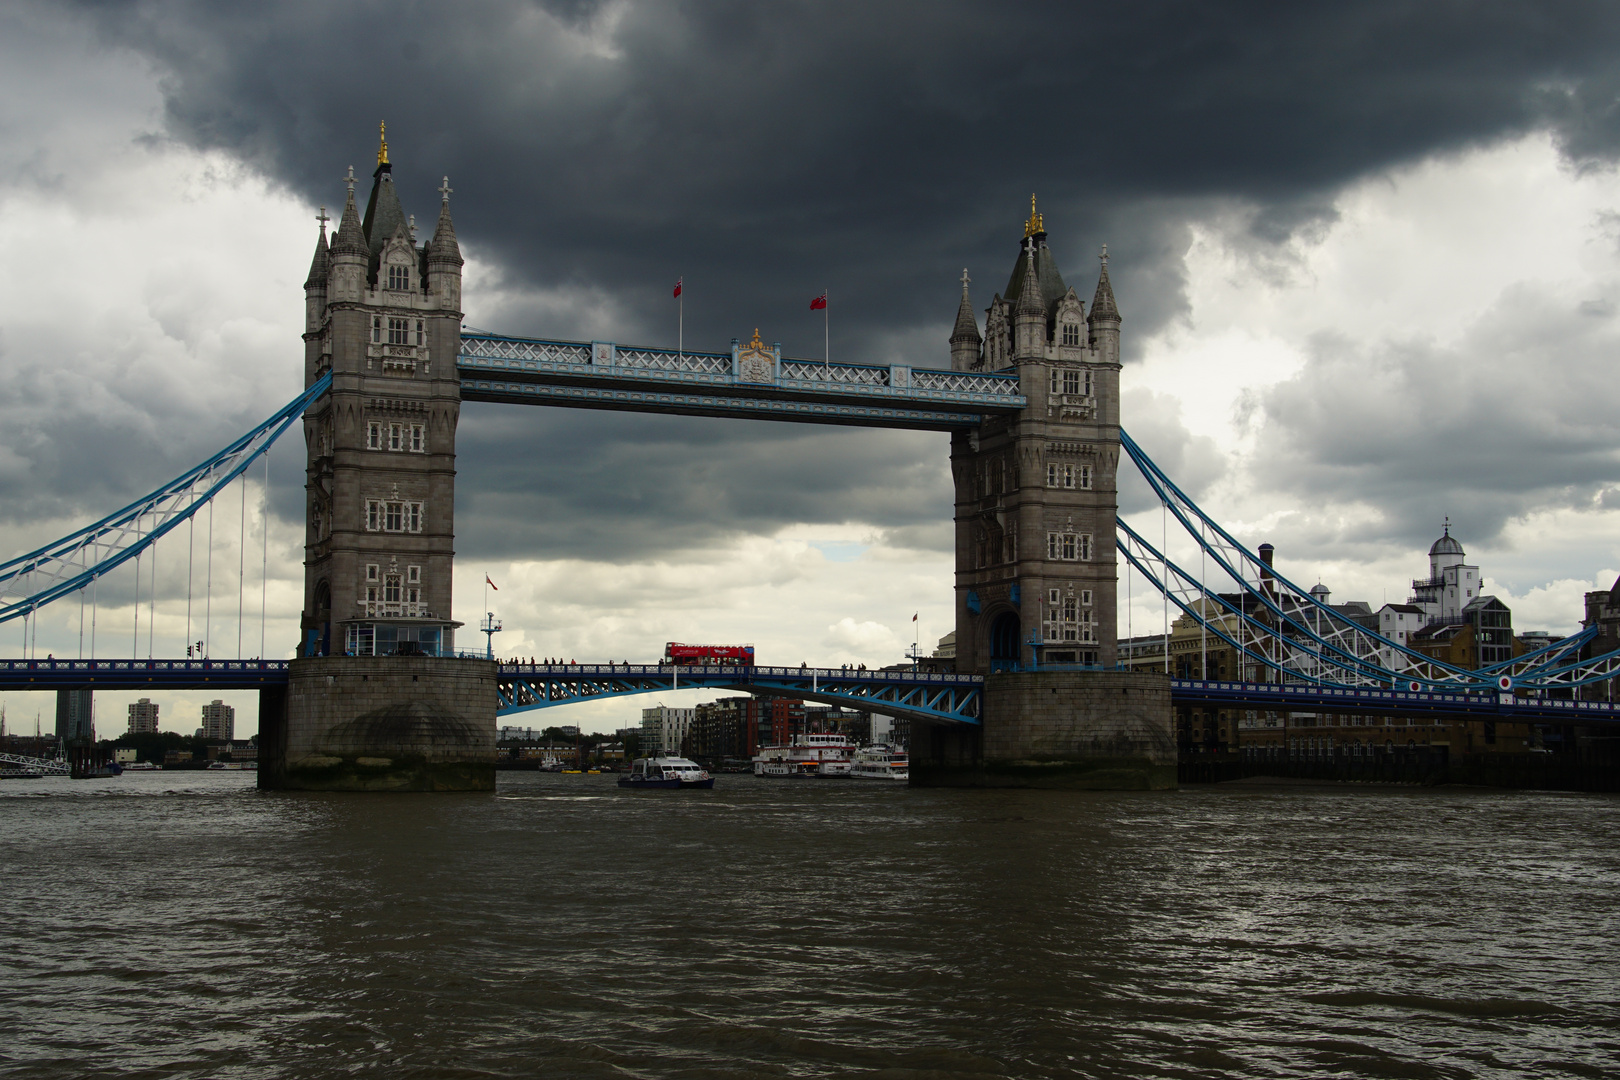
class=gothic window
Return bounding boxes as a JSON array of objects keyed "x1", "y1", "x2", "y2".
[
  {"x1": 1081, "y1": 589, "x2": 1093, "y2": 606},
  {"x1": 384, "y1": 575, "x2": 402, "y2": 603},
  {"x1": 366, "y1": 500, "x2": 380, "y2": 531},
  {"x1": 411, "y1": 424, "x2": 425, "y2": 452},
  {"x1": 1063, "y1": 370, "x2": 1081, "y2": 395},
  {"x1": 1062, "y1": 596, "x2": 1078, "y2": 621},
  {"x1": 1079, "y1": 534, "x2": 1092, "y2": 560},
  {"x1": 415, "y1": 320, "x2": 425, "y2": 346},
  {"x1": 407, "y1": 587, "x2": 421, "y2": 606},
  {"x1": 386, "y1": 502, "x2": 403, "y2": 532},
  {"x1": 1046, "y1": 530, "x2": 1089, "y2": 561},
  {"x1": 1047, "y1": 463, "x2": 1078, "y2": 489},
  {"x1": 388, "y1": 318, "x2": 410, "y2": 345},
  {"x1": 365, "y1": 586, "x2": 378, "y2": 604},
  {"x1": 407, "y1": 565, "x2": 421, "y2": 584},
  {"x1": 1083, "y1": 370, "x2": 1094, "y2": 396},
  {"x1": 408, "y1": 502, "x2": 423, "y2": 532},
  {"x1": 389, "y1": 423, "x2": 402, "y2": 451},
  {"x1": 371, "y1": 316, "x2": 382, "y2": 344},
  {"x1": 1078, "y1": 465, "x2": 1092, "y2": 490},
  {"x1": 1062, "y1": 323, "x2": 1080, "y2": 347},
  {"x1": 366, "y1": 564, "x2": 379, "y2": 582},
  {"x1": 1062, "y1": 534, "x2": 1077, "y2": 560},
  {"x1": 388, "y1": 264, "x2": 410, "y2": 291},
  {"x1": 367, "y1": 422, "x2": 381, "y2": 450},
  {"x1": 1049, "y1": 588, "x2": 1061, "y2": 606}
]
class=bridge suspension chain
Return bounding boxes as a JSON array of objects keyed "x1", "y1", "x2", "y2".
[{"x1": 0, "y1": 373, "x2": 330, "y2": 630}]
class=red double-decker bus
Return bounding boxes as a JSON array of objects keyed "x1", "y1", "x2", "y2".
[{"x1": 663, "y1": 642, "x2": 756, "y2": 667}]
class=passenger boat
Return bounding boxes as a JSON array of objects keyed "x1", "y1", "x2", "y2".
[
  {"x1": 752, "y1": 733, "x2": 854, "y2": 778},
  {"x1": 121, "y1": 761, "x2": 161, "y2": 771},
  {"x1": 618, "y1": 756, "x2": 715, "y2": 789},
  {"x1": 850, "y1": 744, "x2": 909, "y2": 781}
]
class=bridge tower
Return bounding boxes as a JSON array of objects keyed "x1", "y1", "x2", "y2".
[
  {"x1": 917, "y1": 199, "x2": 1174, "y2": 789},
  {"x1": 950, "y1": 198, "x2": 1120, "y2": 673},
  {"x1": 262, "y1": 129, "x2": 496, "y2": 792}
]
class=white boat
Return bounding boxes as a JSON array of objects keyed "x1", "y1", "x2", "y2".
[
  {"x1": 205, "y1": 761, "x2": 256, "y2": 771},
  {"x1": 752, "y1": 732, "x2": 854, "y2": 778},
  {"x1": 121, "y1": 761, "x2": 161, "y2": 771},
  {"x1": 618, "y1": 756, "x2": 714, "y2": 789},
  {"x1": 850, "y1": 744, "x2": 909, "y2": 781}
]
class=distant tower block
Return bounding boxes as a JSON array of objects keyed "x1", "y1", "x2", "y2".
[
  {"x1": 263, "y1": 129, "x2": 496, "y2": 793},
  {"x1": 950, "y1": 198, "x2": 1121, "y2": 674}
]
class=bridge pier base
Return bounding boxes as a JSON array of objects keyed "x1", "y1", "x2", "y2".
[
  {"x1": 910, "y1": 670, "x2": 1177, "y2": 790},
  {"x1": 259, "y1": 657, "x2": 498, "y2": 792}
]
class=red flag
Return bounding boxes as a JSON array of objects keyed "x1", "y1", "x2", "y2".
[
  {"x1": 673, "y1": 277, "x2": 683, "y2": 298},
  {"x1": 810, "y1": 292, "x2": 827, "y2": 310},
  {"x1": 912, "y1": 612, "x2": 918, "y2": 622},
  {"x1": 485, "y1": 575, "x2": 498, "y2": 591}
]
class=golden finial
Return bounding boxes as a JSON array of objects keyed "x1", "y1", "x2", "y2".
[
  {"x1": 1023, "y1": 193, "x2": 1044, "y2": 238},
  {"x1": 749, "y1": 328, "x2": 765, "y2": 350},
  {"x1": 377, "y1": 121, "x2": 389, "y2": 165}
]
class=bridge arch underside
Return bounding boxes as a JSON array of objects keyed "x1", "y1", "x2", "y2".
[{"x1": 495, "y1": 666, "x2": 983, "y2": 727}]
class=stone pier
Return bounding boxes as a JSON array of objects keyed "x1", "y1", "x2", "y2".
[
  {"x1": 259, "y1": 656, "x2": 497, "y2": 792},
  {"x1": 910, "y1": 669, "x2": 1176, "y2": 789}
]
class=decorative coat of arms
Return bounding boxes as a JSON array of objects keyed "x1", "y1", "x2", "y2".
[{"x1": 737, "y1": 329, "x2": 775, "y2": 383}]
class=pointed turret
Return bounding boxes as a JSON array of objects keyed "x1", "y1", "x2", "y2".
[
  {"x1": 1088, "y1": 245, "x2": 1121, "y2": 366},
  {"x1": 426, "y1": 176, "x2": 464, "y2": 312},
  {"x1": 949, "y1": 269, "x2": 983, "y2": 371},
  {"x1": 304, "y1": 220, "x2": 329, "y2": 290},
  {"x1": 303, "y1": 211, "x2": 329, "y2": 335},
  {"x1": 1013, "y1": 245, "x2": 1046, "y2": 358},
  {"x1": 328, "y1": 169, "x2": 369, "y2": 303}
]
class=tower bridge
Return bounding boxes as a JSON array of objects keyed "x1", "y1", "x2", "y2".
[{"x1": 6, "y1": 137, "x2": 1620, "y2": 790}]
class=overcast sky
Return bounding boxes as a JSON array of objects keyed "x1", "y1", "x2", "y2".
[{"x1": 7, "y1": 1, "x2": 1620, "y2": 736}]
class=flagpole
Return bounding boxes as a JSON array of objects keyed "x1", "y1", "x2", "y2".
[
  {"x1": 824, "y1": 287, "x2": 829, "y2": 368},
  {"x1": 679, "y1": 281, "x2": 683, "y2": 361}
]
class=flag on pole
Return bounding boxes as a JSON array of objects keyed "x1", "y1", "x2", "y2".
[
  {"x1": 673, "y1": 277, "x2": 683, "y2": 298},
  {"x1": 912, "y1": 612, "x2": 918, "y2": 622},
  {"x1": 486, "y1": 575, "x2": 498, "y2": 591},
  {"x1": 810, "y1": 292, "x2": 827, "y2": 310}
]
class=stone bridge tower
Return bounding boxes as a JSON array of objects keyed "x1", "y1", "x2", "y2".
[
  {"x1": 950, "y1": 198, "x2": 1121, "y2": 674},
  {"x1": 916, "y1": 199, "x2": 1173, "y2": 790},
  {"x1": 261, "y1": 128, "x2": 495, "y2": 793},
  {"x1": 299, "y1": 128, "x2": 464, "y2": 659}
]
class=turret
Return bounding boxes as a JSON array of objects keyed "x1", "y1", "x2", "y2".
[
  {"x1": 1012, "y1": 245, "x2": 1045, "y2": 359},
  {"x1": 426, "y1": 177, "x2": 464, "y2": 312},
  {"x1": 1088, "y1": 245, "x2": 1121, "y2": 367},
  {"x1": 949, "y1": 268, "x2": 983, "y2": 371},
  {"x1": 328, "y1": 169, "x2": 369, "y2": 305},
  {"x1": 303, "y1": 211, "x2": 329, "y2": 334}
]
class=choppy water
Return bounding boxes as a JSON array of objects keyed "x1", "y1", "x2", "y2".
[{"x1": 2, "y1": 771, "x2": 1618, "y2": 1079}]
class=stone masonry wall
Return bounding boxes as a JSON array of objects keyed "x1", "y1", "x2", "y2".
[
  {"x1": 267, "y1": 655, "x2": 498, "y2": 792},
  {"x1": 912, "y1": 669, "x2": 1176, "y2": 790}
]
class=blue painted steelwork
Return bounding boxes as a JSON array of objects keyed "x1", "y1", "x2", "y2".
[
  {"x1": 0, "y1": 657, "x2": 289, "y2": 690},
  {"x1": 1170, "y1": 678, "x2": 1620, "y2": 724},
  {"x1": 0, "y1": 374, "x2": 333, "y2": 627},
  {"x1": 1118, "y1": 427, "x2": 1620, "y2": 693},
  {"x1": 457, "y1": 333, "x2": 1024, "y2": 430},
  {"x1": 494, "y1": 662, "x2": 984, "y2": 726}
]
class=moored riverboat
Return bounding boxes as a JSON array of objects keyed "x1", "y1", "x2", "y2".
[
  {"x1": 850, "y1": 744, "x2": 909, "y2": 781},
  {"x1": 752, "y1": 733, "x2": 854, "y2": 778}
]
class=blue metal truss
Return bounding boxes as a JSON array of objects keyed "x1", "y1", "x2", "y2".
[
  {"x1": 1170, "y1": 678, "x2": 1620, "y2": 724},
  {"x1": 495, "y1": 663, "x2": 983, "y2": 726},
  {"x1": 1120, "y1": 426, "x2": 1620, "y2": 693},
  {"x1": 0, "y1": 374, "x2": 332, "y2": 627},
  {"x1": 457, "y1": 333, "x2": 1025, "y2": 430},
  {"x1": 0, "y1": 657, "x2": 289, "y2": 690}
]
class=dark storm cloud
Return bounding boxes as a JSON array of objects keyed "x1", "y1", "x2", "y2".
[{"x1": 48, "y1": 0, "x2": 1620, "y2": 562}]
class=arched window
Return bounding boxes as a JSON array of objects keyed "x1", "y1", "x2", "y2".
[{"x1": 388, "y1": 263, "x2": 410, "y2": 291}]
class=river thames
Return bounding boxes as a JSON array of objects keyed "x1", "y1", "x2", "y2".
[{"x1": 1, "y1": 772, "x2": 1616, "y2": 1079}]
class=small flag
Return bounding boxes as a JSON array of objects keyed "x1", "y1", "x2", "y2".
[
  {"x1": 912, "y1": 612, "x2": 918, "y2": 622},
  {"x1": 486, "y1": 575, "x2": 498, "y2": 591},
  {"x1": 810, "y1": 292, "x2": 827, "y2": 310},
  {"x1": 673, "y1": 277, "x2": 683, "y2": 298}
]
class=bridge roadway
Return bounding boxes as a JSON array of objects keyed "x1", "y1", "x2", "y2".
[
  {"x1": 456, "y1": 333, "x2": 1027, "y2": 430},
  {"x1": 2, "y1": 661, "x2": 1613, "y2": 726}
]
